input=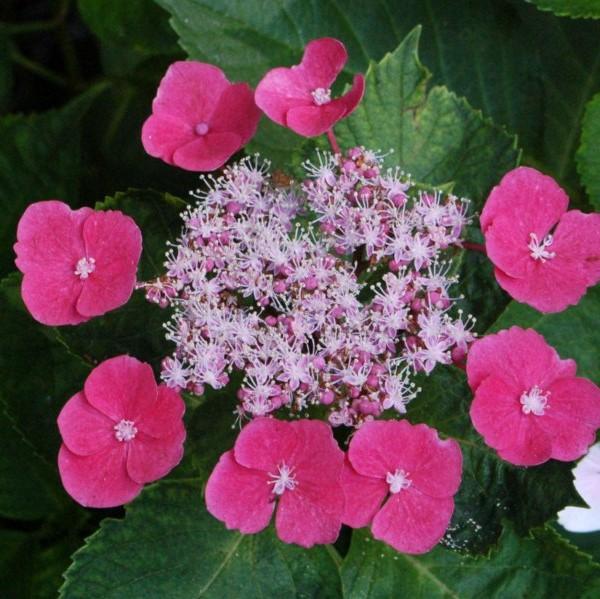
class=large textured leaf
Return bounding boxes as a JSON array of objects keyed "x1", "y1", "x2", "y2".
[
  {"x1": 0, "y1": 87, "x2": 102, "y2": 276},
  {"x1": 527, "y1": 0, "x2": 600, "y2": 19},
  {"x1": 336, "y1": 27, "x2": 518, "y2": 206},
  {"x1": 60, "y1": 479, "x2": 342, "y2": 599},
  {"x1": 341, "y1": 525, "x2": 600, "y2": 599},
  {"x1": 577, "y1": 92, "x2": 600, "y2": 209},
  {"x1": 409, "y1": 367, "x2": 580, "y2": 553},
  {"x1": 489, "y1": 285, "x2": 600, "y2": 384}
]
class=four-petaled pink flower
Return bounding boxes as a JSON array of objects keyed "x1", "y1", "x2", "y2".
[
  {"x1": 142, "y1": 61, "x2": 261, "y2": 171},
  {"x1": 14, "y1": 200, "x2": 142, "y2": 326},
  {"x1": 255, "y1": 38, "x2": 365, "y2": 137},
  {"x1": 481, "y1": 167, "x2": 600, "y2": 313},
  {"x1": 467, "y1": 326, "x2": 600, "y2": 466},
  {"x1": 341, "y1": 420, "x2": 462, "y2": 554},
  {"x1": 205, "y1": 417, "x2": 345, "y2": 547},
  {"x1": 58, "y1": 355, "x2": 186, "y2": 508}
]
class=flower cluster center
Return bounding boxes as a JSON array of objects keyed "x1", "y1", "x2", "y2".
[
  {"x1": 520, "y1": 385, "x2": 550, "y2": 416},
  {"x1": 268, "y1": 463, "x2": 298, "y2": 495},
  {"x1": 74, "y1": 257, "x2": 96, "y2": 279},
  {"x1": 311, "y1": 87, "x2": 332, "y2": 106},
  {"x1": 386, "y1": 468, "x2": 412, "y2": 494},
  {"x1": 528, "y1": 232, "x2": 555, "y2": 262},
  {"x1": 195, "y1": 121, "x2": 210, "y2": 136},
  {"x1": 114, "y1": 419, "x2": 138, "y2": 442}
]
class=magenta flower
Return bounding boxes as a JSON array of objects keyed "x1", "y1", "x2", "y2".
[
  {"x1": 58, "y1": 355, "x2": 186, "y2": 508},
  {"x1": 14, "y1": 200, "x2": 141, "y2": 326},
  {"x1": 255, "y1": 38, "x2": 365, "y2": 137},
  {"x1": 341, "y1": 420, "x2": 462, "y2": 554},
  {"x1": 205, "y1": 417, "x2": 345, "y2": 547},
  {"x1": 142, "y1": 61, "x2": 261, "y2": 171},
  {"x1": 467, "y1": 326, "x2": 600, "y2": 466},
  {"x1": 481, "y1": 167, "x2": 600, "y2": 313}
]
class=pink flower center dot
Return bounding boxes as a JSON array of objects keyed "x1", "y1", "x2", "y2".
[
  {"x1": 194, "y1": 122, "x2": 210, "y2": 136},
  {"x1": 114, "y1": 419, "x2": 138, "y2": 442},
  {"x1": 268, "y1": 463, "x2": 298, "y2": 495},
  {"x1": 74, "y1": 256, "x2": 96, "y2": 279},
  {"x1": 311, "y1": 87, "x2": 332, "y2": 106},
  {"x1": 528, "y1": 232, "x2": 555, "y2": 262},
  {"x1": 520, "y1": 386, "x2": 550, "y2": 416},
  {"x1": 386, "y1": 468, "x2": 412, "y2": 494}
]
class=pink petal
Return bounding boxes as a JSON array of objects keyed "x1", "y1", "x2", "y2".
[
  {"x1": 58, "y1": 443, "x2": 141, "y2": 508},
  {"x1": 348, "y1": 420, "x2": 461, "y2": 497},
  {"x1": 275, "y1": 481, "x2": 343, "y2": 547},
  {"x1": 480, "y1": 167, "x2": 568, "y2": 234},
  {"x1": 141, "y1": 114, "x2": 195, "y2": 164},
  {"x1": 172, "y1": 132, "x2": 242, "y2": 172},
  {"x1": 209, "y1": 82, "x2": 261, "y2": 144},
  {"x1": 371, "y1": 489, "x2": 455, "y2": 554},
  {"x1": 298, "y1": 38, "x2": 348, "y2": 89},
  {"x1": 338, "y1": 73, "x2": 365, "y2": 118},
  {"x1": 14, "y1": 200, "x2": 92, "y2": 326},
  {"x1": 136, "y1": 385, "x2": 185, "y2": 439},
  {"x1": 466, "y1": 327, "x2": 575, "y2": 393},
  {"x1": 57, "y1": 392, "x2": 116, "y2": 456},
  {"x1": 538, "y1": 377, "x2": 600, "y2": 461},
  {"x1": 496, "y1": 418, "x2": 552, "y2": 466},
  {"x1": 551, "y1": 210, "x2": 600, "y2": 287},
  {"x1": 205, "y1": 450, "x2": 274, "y2": 534},
  {"x1": 151, "y1": 61, "x2": 229, "y2": 124},
  {"x1": 341, "y1": 458, "x2": 387, "y2": 528},
  {"x1": 234, "y1": 417, "x2": 301, "y2": 473},
  {"x1": 286, "y1": 102, "x2": 347, "y2": 137},
  {"x1": 126, "y1": 429, "x2": 185, "y2": 484},
  {"x1": 84, "y1": 355, "x2": 157, "y2": 421},
  {"x1": 494, "y1": 262, "x2": 590, "y2": 314},
  {"x1": 289, "y1": 419, "x2": 344, "y2": 488},
  {"x1": 77, "y1": 210, "x2": 142, "y2": 317},
  {"x1": 484, "y1": 216, "x2": 536, "y2": 279}
]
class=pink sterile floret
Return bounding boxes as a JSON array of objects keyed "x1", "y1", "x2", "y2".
[
  {"x1": 481, "y1": 167, "x2": 600, "y2": 313},
  {"x1": 57, "y1": 355, "x2": 186, "y2": 508},
  {"x1": 14, "y1": 200, "x2": 142, "y2": 326},
  {"x1": 255, "y1": 38, "x2": 365, "y2": 137},
  {"x1": 341, "y1": 420, "x2": 462, "y2": 554},
  {"x1": 467, "y1": 326, "x2": 600, "y2": 467},
  {"x1": 205, "y1": 417, "x2": 345, "y2": 547},
  {"x1": 142, "y1": 61, "x2": 261, "y2": 171}
]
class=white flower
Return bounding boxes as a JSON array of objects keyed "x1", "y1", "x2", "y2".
[{"x1": 557, "y1": 443, "x2": 600, "y2": 533}]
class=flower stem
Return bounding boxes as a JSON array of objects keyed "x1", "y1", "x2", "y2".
[
  {"x1": 326, "y1": 128, "x2": 341, "y2": 155},
  {"x1": 462, "y1": 241, "x2": 487, "y2": 254}
]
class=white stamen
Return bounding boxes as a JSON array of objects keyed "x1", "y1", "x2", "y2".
[
  {"x1": 386, "y1": 468, "x2": 412, "y2": 494},
  {"x1": 268, "y1": 463, "x2": 298, "y2": 495},
  {"x1": 74, "y1": 257, "x2": 96, "y2": 279},
  {"x1": 195, "y1": 122, "x2": 209, "y2": 136},
  {"x1": 528, "y1": 232, "x2": 555, "y2": 262},
  {"x1": 520, "y1": 386, "x2": 550, "y2": 416},
  {"x1": 114, "y1": 419, "x2": 138, "y2": 442},
  {"x1": 311, "y1": 87, "x2": 332, "y2": 106}
]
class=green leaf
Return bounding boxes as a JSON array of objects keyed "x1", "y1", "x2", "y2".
[
  {"x1": 54, "y1": 190, "x2": 186, "y2": 369},
  {"x1": 408, "y1": 367, "x2": 579, "y2": 553},
  {"x1": 526, "y1": 0, "x2": 600, "y2": 19},
  {"x1": 334, "y1": 27, "x2": 519, "y2": 205},
  {"x1": 341, "y1": 524, "x2": 600, "y2": 599},
  {"x1": 60, "y1": 479, "x2": 342, "y2": 599},
  {"x1": 489, "y1": 285, "x2": 600, "y2": 384},
  {"x1": 0, "y1": 33, "x2": 13, "y2": 112},
  {"x1": 77, "y1": 0, "x2": 179, "y2": 56},
  {"x1": 577, "y1": 92, "x2": 600, "y2": 209},
  {"x1": 0, "y1": 86, "x2": 102, "y2": 276},
  {"x1": 0, "y1": 530, "x2": 35, "y2": 597}
]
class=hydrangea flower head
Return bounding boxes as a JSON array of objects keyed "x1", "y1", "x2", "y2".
[
  {"x1": 255, "y1": 38, "x2": 365, "y2": 137},
  {"x1": 467, "y1": 326, "x2": 600, "y2": 466},
  {"x1": 205, "y1": 417, "x2": 345, "y2": 547},
  {"x1": 142, "y1": 61, "x2": 261, "y2": 171},
  {"x1": 341, "y1": 420, "x2": 462, "y2": 554},
  {"x1": 481, "y1": 167, "x2": 600, "y2": 313},
  {"x1": 558, "y1": 443, "x2": 600, "y2": 533},
  {"x1": 57, "y1": 355, "x2": 186, "y2": 507},
  {"x1": 14, "y1": 200, "x2": 142, "y2": 326}
]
